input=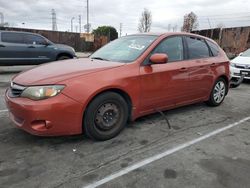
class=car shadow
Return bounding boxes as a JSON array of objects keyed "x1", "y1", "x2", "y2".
[{"x1": 1, "y1": 102, "x2": 208, "y2": 148}]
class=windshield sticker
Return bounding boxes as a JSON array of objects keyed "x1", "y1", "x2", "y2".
[{"x1": 128, "y1": 44, "x2": 145, "y2": 50}]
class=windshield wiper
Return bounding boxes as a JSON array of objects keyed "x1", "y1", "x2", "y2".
[{"x1": 91, "y1": 57, "x2": 110, "y2": 61}]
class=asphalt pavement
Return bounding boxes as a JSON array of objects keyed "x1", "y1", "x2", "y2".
[{"x1": 0, "y1": 65, "x2": 249, "y2": 188}]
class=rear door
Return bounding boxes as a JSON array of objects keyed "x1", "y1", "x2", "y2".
[
  {"x1": 0, "y1": 32, "x2": 28, "y2": 65},
  {"x1": 184, "y1": 36, "x2": 214, "y2": 100},
  {"x1": 139, "y1": 36, "x2": 191, "y2": 113}
]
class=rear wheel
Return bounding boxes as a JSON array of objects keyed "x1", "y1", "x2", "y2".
[
  {"x1": 83, "y1": 92, "x2": 129, "y2": 141},
  {"x1": 206, "y1": 78, "x2": 227, "y2": 106}
]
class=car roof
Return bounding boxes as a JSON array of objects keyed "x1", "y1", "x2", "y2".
[
  {"x1": 128, "y1": 32, "x2": 216, "y2": 43},
  {"x1": 0, "y1": 30, "x2": 42, "y2": 36}
]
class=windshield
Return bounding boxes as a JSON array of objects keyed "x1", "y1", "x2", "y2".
[
  {"x1": 90, "y1": 35, "x2": 158, "y2": 63},
  {"x1": 241, "y1": 49, "x2": 250, "y2": 57}
]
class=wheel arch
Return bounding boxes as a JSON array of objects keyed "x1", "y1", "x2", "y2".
[
  {"x1": 56, "y1": 52, "x2": 74, "y2": 60},
  {"x1": 217, "y1": 74, "x2": 230, "y2": 94},
  {"x1": 82, "y1": 88, "x2": 134, "y2": 131}
]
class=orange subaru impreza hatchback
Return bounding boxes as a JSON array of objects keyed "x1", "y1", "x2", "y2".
[{"x1": 5, "y1": 32, "x2": 230, "y2": 140}]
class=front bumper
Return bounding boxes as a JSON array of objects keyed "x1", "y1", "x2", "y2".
[
  {"x1": 5, "y1": 89, "x2": 84, "y2": 136},
  {"x1": 230, "y1": 66, "x2": 250, "y2": 80}
]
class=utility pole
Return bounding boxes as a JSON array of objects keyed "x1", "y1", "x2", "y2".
[
  {"x1": 167, "y1": 24, "x2": 171, "y2": 32},
  {"x1": 86, "y1": 0, "x2": 89, "y2": 33},
  {"x1": 119, "y1": 23, "x2": 122, "y2": 37},
  {"x1": 79, "y1": 15, "x2": 82, "y2": 33},
  {"x1": 207, "y1": 18, "x2": 212, "y2": 29},
  {"x1": 0, "y1": 12, "x2": 4, "y2": 26},
  {"x1": 51, "y1": 9, "x2": 58, "y2": 31},
  {"x1": 71, "y1": 17, "x2": 75, "y2": 32}
]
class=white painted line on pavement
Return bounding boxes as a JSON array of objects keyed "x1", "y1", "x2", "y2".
[
  {"x1": 0, "y1": 109, "x2": 8, "y2": 113},
  {"x1": 83, "y1": 116, "x2": 250, "y2": 188}
]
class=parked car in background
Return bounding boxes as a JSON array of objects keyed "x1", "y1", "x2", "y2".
[
  {"x1": 230, "y1": 48, "x2": 250, "y2": 80},
  {"x1": 5, "y1": 32, "x2": 230, "y2": 141},
  {"x1": 0, "y1": 31, "x2": 76, "y2": 66}
]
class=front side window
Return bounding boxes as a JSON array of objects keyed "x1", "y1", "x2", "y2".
[
  {"x1": 24, "y1": 34, "x2": 46, "y2": 45},
  {"x1": 153, "y1": 36, "x2": 184, "y2": 62},
  {"x1": 186, "y1": 37, "x2": 210, "y2": 59},
  {"x1": 1, "y1": 32, "x2": 24, "y2": 44},
  {"x1": 90, "y1": 35, "x2": 158, "y2": 63}
]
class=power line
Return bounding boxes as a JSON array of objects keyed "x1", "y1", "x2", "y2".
[{"x1": 198, "y1": 12, "x2": 250, "y2": 18}]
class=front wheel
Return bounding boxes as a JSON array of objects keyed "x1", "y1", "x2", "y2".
[
  {"x1": 57, "y1": 56, "x2": 71, "y2": 60},
  {"x1": 83, "y1": 92, "x2": 129, "y2": 141},
  {"x1": 206, "y1": 78, "x2": 227, "y2": 106}
]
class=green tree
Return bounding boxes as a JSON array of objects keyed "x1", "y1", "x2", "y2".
[{"x1": 92, "y1": 26, "x2": 118, "y2": 41}]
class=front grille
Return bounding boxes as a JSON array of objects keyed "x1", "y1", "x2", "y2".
[
  {"x1": 235, "y1": 64, "x2": 250, "y2": 69},
  {"x1": 9, "y1": 83, "x2": 26, "y2": 97}
]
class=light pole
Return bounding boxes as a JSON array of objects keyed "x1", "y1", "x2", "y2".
[
  {"x1": 87, "y1": 0, "x2": 89, "y2": 33},
  {"x1": 71, "y1": 17, "x2": 75, "y2": 32}
]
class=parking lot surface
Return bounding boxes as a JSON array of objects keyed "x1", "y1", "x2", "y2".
[{"x1": 0, "y1": 66, "x2": 250, "y2": 188}]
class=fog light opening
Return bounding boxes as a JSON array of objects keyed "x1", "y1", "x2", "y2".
[{"x1": 31, "y1": 120, "x2": 52, "y2": 131}]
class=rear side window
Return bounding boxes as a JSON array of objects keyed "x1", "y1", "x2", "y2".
[
  {"x1": 24, "y1": 34, "x2": 46, "y2": 45},
  {"x1": 186, "y1": 37, "x2": 210, "y2": 59},
  {"x1": 153, "y1": 36, "x2": 184, "y2": 62},
  {"x1": 207, "y1": 40, "x2": 219, "y2": 56},
  {"x1": 1, "y1": 32, "x2": 24, "y2": 44}
]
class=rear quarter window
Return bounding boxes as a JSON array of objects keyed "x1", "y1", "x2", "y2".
[
  {"x1": 207, "y1": 40, "x2": 220, "y2": 56},
  {"x1": 1, "y1": 32, "x2": 24, "y2": 44}
]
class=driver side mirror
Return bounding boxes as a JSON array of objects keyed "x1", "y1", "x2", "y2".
[
  {"x1": 149, "y1": 53, "x2": 168, "y2": 64},
  {"x1": 239, "y1": 52, "x2": 243, "y2": 56}
]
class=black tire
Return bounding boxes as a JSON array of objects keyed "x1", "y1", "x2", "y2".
[
  {"x1": 83, "y1": 92, "x2": 129, "y2": 141},
  {"x1": 206, "y1": 78, "x2": 227, "y2": 107},
  {"x1": 57, "y1": 56, "x2": 71, "y2": 60},
  {"x1": 230, "y1": 83, "x2": 240, "y2": 88},
  {"x1": 230, "y1": 77, "x2": 241, "y2": 88}
]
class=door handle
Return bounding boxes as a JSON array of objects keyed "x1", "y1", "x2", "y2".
[
  {"x1": 179, "y1": 67, "x2": 188, "y2": 72},
  {"x1": 28, "y1": 46, "x2": 35, "y2": 48},
  {"x1": 0, "y1": 44, "x2": 5, "y2": 47},
  {"x1": 210, "y1": 63, "x2": 216, "y2": 67}
]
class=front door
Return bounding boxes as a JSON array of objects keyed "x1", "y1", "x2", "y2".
[
  {"x1": 23, "y1": 34, "x2": 53, "y2": 64},
  {"x1": 139, "y1": 36, "x2": 190, "y2": 113}
]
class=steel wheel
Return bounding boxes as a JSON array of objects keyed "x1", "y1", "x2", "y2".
[
  {"x1": 94, "y1": 102, "x2": 121, "y2": 131},
  {"x1": 83, "y1": 92, "x2": 129, "y2": 141}
]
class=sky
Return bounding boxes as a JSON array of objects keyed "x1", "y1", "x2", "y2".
[{"x1": 0, "y1": 0, "x2": 250, "y2": 35}]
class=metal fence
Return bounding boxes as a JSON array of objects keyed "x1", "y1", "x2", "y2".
[{"x1": 193, "y1": 26, "x2": 250, "y2": 56}]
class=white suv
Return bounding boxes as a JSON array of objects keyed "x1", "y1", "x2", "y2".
[{"x1": 230, "y1": 49, "x2": 250, "y2": 80}]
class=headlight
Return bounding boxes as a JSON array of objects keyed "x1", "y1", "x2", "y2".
[
  {"x1": 230, "y1": 62, "x2": 237, "y2": 67},
  {"x1": 21, "y1": 85, "x2": 65, "y2": 100}
]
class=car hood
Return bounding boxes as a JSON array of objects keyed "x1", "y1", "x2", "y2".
[
  {"x1": 231, "y1": 56, "x2": 250, "y2": 65},
  {"x1": 55, "y1": 44, "x2": 74, "y2": 51},
  {"x1": 12, "y1": 58, "x2": 125, "y2": 86}
]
